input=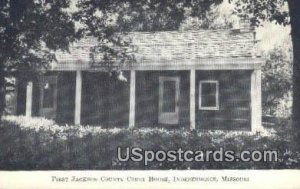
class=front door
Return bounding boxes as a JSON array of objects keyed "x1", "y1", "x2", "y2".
[{"x1": 158, "y1": 76, "x2": 180, "y2": 125}]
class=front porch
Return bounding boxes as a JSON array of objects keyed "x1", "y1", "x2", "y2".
[{"x1": 17, "y1": 59, "x2": 263, "y2": 132}]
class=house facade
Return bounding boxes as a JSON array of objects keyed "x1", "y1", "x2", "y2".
[{"x1": 15, "y1": 27, "x2": 263, "y2": 132}]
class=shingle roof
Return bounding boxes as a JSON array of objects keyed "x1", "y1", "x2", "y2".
[{"x1": 54, "y1": 29, "x2": 257, "y2": 65}]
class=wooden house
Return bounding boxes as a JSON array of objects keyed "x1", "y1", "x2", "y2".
[{"x1": 15, "y1": 27, "x2": 263, "y2": 132}]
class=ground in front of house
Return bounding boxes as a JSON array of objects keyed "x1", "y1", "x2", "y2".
[{"x1": 0, "y1": 115, "x2": 299, "y2": 170}]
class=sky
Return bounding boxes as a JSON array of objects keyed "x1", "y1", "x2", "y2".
[
  {"x1": 217, "y1": 1, "x2": 291, "y2": 53},
  {"x1": 256, "y1": 22, "x2": 291, "y2": 52}
]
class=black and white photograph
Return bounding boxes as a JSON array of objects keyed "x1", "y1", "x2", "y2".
[{"x1": 0, "y1": 0, "x2": 300, "y2": 188}]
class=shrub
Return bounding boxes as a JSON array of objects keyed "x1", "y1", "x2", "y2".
[{"x1": 0, "y1": 116, "x2": 299, "y2": 170}]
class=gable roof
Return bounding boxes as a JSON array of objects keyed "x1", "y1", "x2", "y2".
[{"x1": 54, "y1": 29, "x2": 259, "y2": 68}]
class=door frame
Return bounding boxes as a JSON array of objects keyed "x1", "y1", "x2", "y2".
[{"x1": 158, "y1": 76, "x2": 180, "y2": 125}]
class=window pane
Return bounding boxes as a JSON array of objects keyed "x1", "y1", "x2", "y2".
[
  {"x1": 201, "y1": 82, "x2": 217, "y2": 108},
  {"x1": 43, "y1": 83, "x2": 55, "y2": 108},
  {"x1": 162, "y1": 81, "x2": 176, "y2": 112},
  {"x1": 201, "y1": 95, "x2": 216, "y2": 107},
  {"x1": 202, "y1": 83, "x2": 216, "y2": 95}
]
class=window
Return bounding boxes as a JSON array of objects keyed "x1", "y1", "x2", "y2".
[
  {"x1": 43, "y1": 82, "x2": 55, "y2": 108},
  {"x1": 199, "y1": 80, "x2": 219, "y2": 110}
]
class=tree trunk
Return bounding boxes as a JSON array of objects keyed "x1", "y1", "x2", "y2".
[{"x1": 288, "y1": 0, "x2": 300, "y2": 141}]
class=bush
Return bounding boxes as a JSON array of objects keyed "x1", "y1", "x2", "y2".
[{"x1": 0, "y1": 116, "x2": 299, "y2": 170}]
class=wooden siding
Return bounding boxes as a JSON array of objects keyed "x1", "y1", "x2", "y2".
[
  {"x1": 16, "y1": 80, "x2": 26, "y2": 115},
  {"x1": 56, "y1": 72, "x2": 76, "y2": 124},
  {"x1": 81, "y1": 71, "x2": 130, "y2": 127},
  {"x1": 16, "y1": 70, "x2": 253, "y2": 131},
  {"x1": 16, "y1": 72, "x2": 76, "y2": 123},
  {"x1": 196, "y1": 70, "x2": 252, "y2": 131},
  {"x1": 135, "y1": 71, "x2": 190, "y2": 128}
]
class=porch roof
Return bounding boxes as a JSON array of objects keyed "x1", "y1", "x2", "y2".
[{"x1": 52, "y1": 29, "x2": 261, "y2": 70}]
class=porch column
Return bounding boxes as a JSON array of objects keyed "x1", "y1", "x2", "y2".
[
  {"x1": 75, "y1": 70, "x2": 82, "y2": 125},
  {"x1": 25, "y1": 81, "x2": 33, "y2": 117},
  {"x1": 129, "y1": 70, "x2": 136, "y2": 128},
  {"x1": 251, "y1": 69, "x2": 262, "y2": 133},
  {"x1": 190, "y1": 69, "x2": 196, "y2": 130}
]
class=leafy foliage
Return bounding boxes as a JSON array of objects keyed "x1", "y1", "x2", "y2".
[
  {"x1": 0, "y1": 116, "x2": 299, "y2": 170},
  {"x1": 179, "y1": 2, "x2": 235, "y2": 30},
  {"x1": 231, "y1": 0, "x2": 289, "y2": 26},
  {"x1": 73, "y1": 0, "x2": 223, "y2": 69},
  {"x1": 0, "y1": 0, "x2": 77, "y2": 116},
  {"x1": 262, "y1": 43, "x2": 292, "y2": 117},
  {"x1": 75, "y1": 0, "x2": 223, "y2": 32},
  {"x1": 0, "y1": 0, "x2": 76, "y2": 73}
]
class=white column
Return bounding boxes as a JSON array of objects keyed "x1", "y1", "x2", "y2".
[
  {"x1": 25, "y1": 81, "x2": 33, "y2": 117},
  {"x1": 129, "y1": 70, "x2": 136, "y2": 128},
  {"x1": 75, "y1": 70, "x2": 82, "y2": 125},
  {"x1": 251, "y1": 69, "x2": 262, "y2": 133},
  {"x1": 190, "y1": 69, "x2": 196, "y2": 130}
]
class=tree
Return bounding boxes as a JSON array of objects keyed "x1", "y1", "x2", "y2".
[
  {"x1": 287, "y1": 0, "x2": 300, "y2": 130},
  {"x1": 73, "y1": 0, "x2": 223, "y2": 71},
  {"x1": 262, "y1": 44, "x2": 292, "y2": 117},
  {"x1": 0, "y1": 0, "x2": 76, "y2": 118},
  {"x1": 232, "y1": 0, "x2": 300, "y2": 129},
  {"x1": 179, "y1": 2, "x2": 235, "y2": 30}
]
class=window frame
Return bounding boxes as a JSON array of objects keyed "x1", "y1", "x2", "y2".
[
  {"x1": 199, "y1": 80, "x2": 219, "y2": 110},
  {"x1": 39, "y1": 75, "x2": 58, "y2": 119},
  {"x1": 42, "y1": 82, "x2": 56, "y2": 108}
]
